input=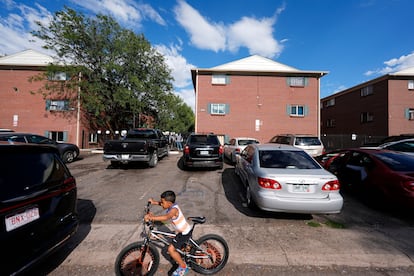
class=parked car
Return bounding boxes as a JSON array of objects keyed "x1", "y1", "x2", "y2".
[
  {"x1": 0, "y1": 132, "x2": 79, "y2": 163},
  {"x1": 316, "y1": 148, "x2": 414, "y2": 209},
  {"x1": 269, "y1": 134, "x2": 324, "y2": 157},
  {"x1": 182, "y1": 133, "x2": 224, "y2": 169},
  {"x1": 0, "y1": 128, "x2": 14, "y2": 132},
  {"x1": 235, "y1": 143, "x2": 343, "y2": 214},
  {"x1": 224, "y1": 137, "x2": 260, "y2": 163},
  {"x1": 374, "y1": 138, "x2": 414, "y2": 156},
  {"x1": 0, "y1": 142, "x2": 79, "y2": 275}
]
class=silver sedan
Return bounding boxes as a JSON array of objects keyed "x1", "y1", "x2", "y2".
[{"x1": 235, "y1": 143, "x2": 343, "y2": 214}]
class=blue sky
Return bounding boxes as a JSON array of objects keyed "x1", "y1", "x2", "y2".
[{"x1": 1, "y1": 0, "x2": 414, "y2": 111}]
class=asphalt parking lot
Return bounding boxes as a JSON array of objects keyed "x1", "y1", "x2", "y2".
[{"x1": 30, "y1": 151, "x2": 414, "y2": 275}]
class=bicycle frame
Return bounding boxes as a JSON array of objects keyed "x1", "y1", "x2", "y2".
[{"x1": 140, "y1": 207, "x2": 213, "y2": 263}]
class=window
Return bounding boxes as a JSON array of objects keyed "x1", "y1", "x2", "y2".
[
  {"x1": 405, "y1": 108, "x2": 414, "y2": 120},
  {"x1": 409, "y1": 80, "x2": 414, "y2": 90},
  {"x1": 209, "y1": 103, "x2": 229, "y2": 115},
  {"x1": 325, "y1": 98, "x2": 335, "y2": 107},
  {"x1": 48, "y1": 72, "x2": 69, "y2": 81},
  {"x1": 89, "y1": 133, "x2": 98, "y2": 143},
  {"x1": 326, "y1": 119, "x2": 336, "y2": 128},
  {"x1": 47, "y1": 131, "x2": 66, "y2": 142},
  {"x1": 360, "y1": 85, "x2": 373, "y2": 97},
  {"x1": 361, "y1": 112, "x2": 374, "y2": 123},
  {"x1": 46, "y1": 100, "x2": 69, "y2": 111},
  {"x1": 287, "y1": 105, "x2": 307, "y2": 117},
  {"x1": 211, "y1": 74, "x2": 230, "y2": 85},
  {"x1": 287, "y1": 77, "x2": 307, "y2": 87}
]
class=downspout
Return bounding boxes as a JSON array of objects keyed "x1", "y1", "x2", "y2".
[
  {"x1": 76, "y1": 71, "x2": 81, "y2": 147},
  {"x1": 317, "y1": 74, "x2": 321, "y2": 139},
  {"x1": 195, "y1": 70, "x2": 199, "y2": 132}
]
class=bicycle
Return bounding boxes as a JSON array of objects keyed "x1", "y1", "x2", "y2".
[{"x1": 114, "y1": 202, "x2": 229, "y2": 275}]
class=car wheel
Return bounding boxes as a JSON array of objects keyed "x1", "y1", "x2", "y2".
[
  {"x1": 148, "y1": 151, "x2": 158, "y2": 168},
  {"x1": 245, "y1": 185, "x2": 256, "y2": 209},
  {"x1": 63, "y1": 151, "x2": 75, "y2": 163}
]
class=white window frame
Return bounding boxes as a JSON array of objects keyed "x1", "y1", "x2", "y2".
[
  {"x1": 409, "y1": 109, "x2": 414, "y2": 120},
  {"x1": 360, "y1": 85, "x2": 373, "y2": 97},
  {"x1": 49, "y1": 100, "x2": 68, "y2": 111},
  {"x1": 211, "y1": 74, "x2": 229, "y2": 85},
  {"x1": 361, "y1": 112, "x2": 374, "y2": 123},
  {"x1": 49, "y1": 72, "x2": 69, "y2": 81},
  {"x1": 408, "y1": 80, "x2": 414, "y2": 90},
  {"x1": 210, "y1": 103, "x2": 226, "y2": 115},
  {"x1": 290, "y1": 105, "x2": 305, "y2": 117},
  {"x1": 325, "y1": 98, "x2": 335, "y2": 107},
  {"x1": 288, "y1": 77, "x2": 306, "y2": 87},
  {"x1": 48, "y1": 131, "x2": 65, "y2": 142}
]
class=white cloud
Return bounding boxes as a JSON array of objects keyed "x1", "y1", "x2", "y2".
[
  {"x1": 70, "y1": 0, "x2": 166, "y2": 26},
  {"x1": 155, "y1": 43, "x2": 195, "y2": 111},
  {"x1": 155, "y1": 43, "x2": 195, "y2": 89},
  {"x1": 0, "y1": 2, "x2": 51, "y2": 55},
  {"x1": 365, "y1": 51, "x2": 414, "y2": 76},
  {"x1": 174, "y1": 87, "x2": 195, "y2": 112},
  {"x1": 227, "y1": 16, "x2": 282, "y2": 58},
  {"x1": 174, "y1": 0, "x2": 285, "y2": 58},
  {"x1": 174, "y1": 0, "x2": 226, "y2": 52}
]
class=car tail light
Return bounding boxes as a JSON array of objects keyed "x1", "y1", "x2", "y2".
[
  {"x1": 402, "y1": 180, "x2": 414, "y2": 191},
  {"x1": 322, "y1": 180, "x2": 340, "y2": 191},
  {"x1": 219, "y1": 145, "x2": 224, "y2": 154},
  {"x1": 235, "y1": 148, "x2": 241, "y2": 153},
  {"x1": 258, "y1": 177, "x2": 281, "y2": 190},
  {"x1": 184, "y1": 145, "x2": 190, "y2": 154}
]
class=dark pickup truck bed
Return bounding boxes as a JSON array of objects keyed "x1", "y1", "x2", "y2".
[{"x1": 103, "y1": 128, "x2": 169, "y2": 167}]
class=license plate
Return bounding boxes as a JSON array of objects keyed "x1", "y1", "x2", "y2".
[
  {"x1": 6, "y1": 207, "x2": 40, "y2": 232},
  {"x1": 200, "y1": 151, "x2": 209, "y2": 155},
  {"x1": 293, "y1": 184, "x2": 310, "y2": 193},
  {"x1": 121, "y1": 154, "x2": 129, "y2": 160}
]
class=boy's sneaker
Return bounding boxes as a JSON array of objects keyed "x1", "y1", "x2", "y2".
[{"x1": 172, "y1": 266, "x2": 189, "y2": 276}]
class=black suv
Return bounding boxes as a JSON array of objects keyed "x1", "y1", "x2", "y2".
[
  {"x1": 182, "y1": 133, "x2": 223, "y2": 169},
  {"x1": 0, "y1": 143, "x2": 79, "y2": 275},
  {"x1": 0, "y1": 132, "x2": 80, "y2": 163}
]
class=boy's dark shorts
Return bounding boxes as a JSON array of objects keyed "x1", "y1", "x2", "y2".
[{"x1": 172, "y1": 232, "x2": 191, "y2": 249}]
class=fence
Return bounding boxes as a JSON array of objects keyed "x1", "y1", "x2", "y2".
[{"x1": 321, "y1": 134, "x2": 387, "y2": 152}]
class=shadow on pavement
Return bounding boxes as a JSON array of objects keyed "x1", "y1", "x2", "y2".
[{"x1": 25, "y1": 199, "x2": 96, "y2": 275}]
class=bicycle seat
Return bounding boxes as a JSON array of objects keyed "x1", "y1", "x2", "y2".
[{"x1": 188, "y1": 216, "x2": 206, "y2": 224}]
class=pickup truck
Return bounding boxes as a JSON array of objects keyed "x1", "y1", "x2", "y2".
[{"x1": 103, "y1": 128, "x2": 169, "y2": 167}]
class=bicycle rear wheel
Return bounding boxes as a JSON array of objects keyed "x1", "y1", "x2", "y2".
[
  {"x1": 115, "y1": 242, "x2": 160, "y2": 276},
  {"x1": 189, "y1": 234, "x2": 229, "y2": 275}
]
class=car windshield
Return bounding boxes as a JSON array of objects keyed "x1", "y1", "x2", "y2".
[
  {"x1": 294, "y1": 137, "x2": 321, "y2": 146},
  {"x1": 238, "y1": 139, "x2": 258, "y2": 146},
  {"x1": 373, "y1": 152, "x2": 414, "y2": 171},
  {"x1": 259, "y1": 150, "x2": 321, "y2": 169},
  {"x1": 127, "y1": 130, "x2": 158, "y2": 139},
  {"x1": 189, "y1": 135, "x2": 219, "y2": 145}
]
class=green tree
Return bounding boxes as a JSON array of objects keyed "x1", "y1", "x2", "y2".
[{"x1": 31, "y1": 7, "x2": 193, "y2": 132}]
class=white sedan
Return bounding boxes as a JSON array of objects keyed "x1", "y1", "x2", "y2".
[
  {"x1": 235, "y1": 143, "x2": 343, "y2": 214},
  {"x1": 224, "y1": 137, "x2": 259, "y2": 163}
]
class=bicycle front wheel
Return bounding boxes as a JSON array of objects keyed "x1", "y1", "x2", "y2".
[
  {"x1": 115, "y1": 242, "x2": 160, "y2": 276},
  {"x1": 189, "y1": 234, "x2": 229, "y2": 275}
]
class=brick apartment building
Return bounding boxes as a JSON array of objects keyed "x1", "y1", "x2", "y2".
[
  {"x1": 191, "y1": 55, "x2": 328, "y2": 143},
  {"x1": 321, "y1": 67, "x2": 414, "y2": 150},
  {"x1": 0, "y1": 49, "x2": 94, "y2": 148}
]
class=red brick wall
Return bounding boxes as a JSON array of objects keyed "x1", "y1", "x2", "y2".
[
  {"x1": 196, "y1": 74, "x2": 320, "y2": 143},
  {"x1": 389, "y1": 79, "x2": 414, "y2": 135},
  {"x1": 0, "y1": 68, "x2": 90, "y2": 148}
]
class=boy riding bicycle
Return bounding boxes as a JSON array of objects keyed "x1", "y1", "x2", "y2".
[{"x1": 144, "y1": 190, "x2": 191, "y2": 276}]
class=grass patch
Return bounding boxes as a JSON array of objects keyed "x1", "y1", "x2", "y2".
[
  {"x1": 306, "y1": 221, "x2": 322, "y2": 227},
  {"x1": 323, "y1": 220, "x2": 345, "y2": 229}
]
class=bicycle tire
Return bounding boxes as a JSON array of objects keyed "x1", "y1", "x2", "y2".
[
  {"x1": 189, "y1": 234, "x2": 229, "y2": 275},
  {"x1": 114, "y1": 242, "x2": 160, "y2": 276}
]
